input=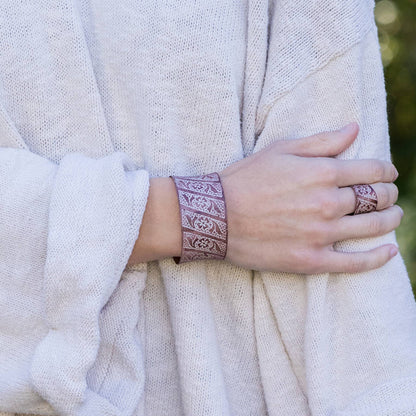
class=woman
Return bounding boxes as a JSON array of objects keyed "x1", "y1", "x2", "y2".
[{"x1": 0, "y1": 0, "x2": 415, "y2": 415}]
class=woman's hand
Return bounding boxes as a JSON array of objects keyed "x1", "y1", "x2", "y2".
[{"x1": 219, "y1": 123, "x2": 402, "y2": 274}]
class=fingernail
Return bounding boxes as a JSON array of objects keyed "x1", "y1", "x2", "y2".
[
  {"x1": 389, "y1": 246, "x2": 398, "y2": 257},
  {"x1": 393, "y1": 166, "x2": 399, "y2": 180},
  {"x1": 398, "y1": 206, "x2": 404, "y2": 217},
  {"x1": 339, "y1": 122, "x2": 357, "y2": 134}
]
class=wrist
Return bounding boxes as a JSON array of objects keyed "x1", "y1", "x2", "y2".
[
  {"x1": 127, "y1": 176, "x2": 181, "y2": 265},
  {"x1": 148, "y1": 176, "x2": 182, "y2": 259}
]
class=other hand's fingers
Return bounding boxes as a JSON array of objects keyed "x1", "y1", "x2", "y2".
[
  {"x1": 329, "y1": 205, "x2": 403, "y2": 243},
  {"x1": 333, "y1": 159, "x2": 398, "y2": 187},
  {"x1": 337, "y1": 182, "x2": 399, "y2": 216},
  {"x1": 316, "y1": 244, "x2": 398, "y2": 274}
]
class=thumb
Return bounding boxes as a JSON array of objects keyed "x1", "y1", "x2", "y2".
[{"x1": 274, "y1": 122, "x2": 359, "y2": 157}]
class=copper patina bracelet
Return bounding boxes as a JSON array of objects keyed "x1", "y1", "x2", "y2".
[{"x1": 170, "y1": 172, "x2": 228, "y2": 264}]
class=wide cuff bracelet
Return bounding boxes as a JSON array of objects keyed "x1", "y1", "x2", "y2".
[{"x1": 170, "y1": 172, "x2": 228, "y2": 264}]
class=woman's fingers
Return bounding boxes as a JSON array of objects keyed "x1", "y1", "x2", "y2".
[
  {"x1": 317, "y1": 244, "x2": 398, "y2": 274},
  {"x1": 337, "y1": 182, "x2": 399, "y2": 216},
  {"x1": 270, "y1": 124, "x2": 398, "y2": 188},
  {"x1": 220, "y1": 122, "x2": 404, "y2": 275},
  {"x1": 333, "y1": 158, "x2": 398, "y2": 187},
  {"x1": 274, "y1": 122, "x2": 359, "y2": 157},
  {"x1": 330, "y1": 205, "x2": 403, "y2": 242}
]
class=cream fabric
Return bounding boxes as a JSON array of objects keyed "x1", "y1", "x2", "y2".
[{"x1": 0, "y1": 0, "x2": 415, "y2": 415}]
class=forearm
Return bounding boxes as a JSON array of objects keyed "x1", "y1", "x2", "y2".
[{"x1": 127, "y1": 177, "x2": 182, "y2": 265}]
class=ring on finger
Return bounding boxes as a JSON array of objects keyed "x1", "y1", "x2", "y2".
[{"x1": 350, "y1": 184, "x2": 378, "y2": 215}]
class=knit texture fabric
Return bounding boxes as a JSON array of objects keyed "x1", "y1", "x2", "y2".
[{"x1": 0, "y1": 0, "x2": 415, "y2": 415}]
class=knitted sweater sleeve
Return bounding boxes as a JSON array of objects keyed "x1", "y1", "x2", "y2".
[
  {"x1": 0, "y1": 2, "x2": 154, "y2": 413},
  {"x1": 251, "y1": 0, "x2": 416, "y2": 414},
  {"x1": 0, "y1": 145, "x2": 149, "y2": 415}
]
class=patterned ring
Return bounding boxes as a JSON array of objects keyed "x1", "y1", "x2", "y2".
[{"x1": 350, "y1": 184, "x2": 378, "y2": 215}]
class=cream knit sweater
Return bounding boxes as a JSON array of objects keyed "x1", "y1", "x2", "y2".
[{"x1": 0, "y1": 1, "x2": 415, "y2": 415}]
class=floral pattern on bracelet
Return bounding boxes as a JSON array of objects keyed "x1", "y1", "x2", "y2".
[{"x1": 170, "y1": 172, "x2": 228, "y2": 264}]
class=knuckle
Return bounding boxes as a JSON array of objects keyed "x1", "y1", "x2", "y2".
[
  {"x1": 306, "y1": 221, "x2": 328, "y2": 246},
  {"x1": 319, "y1": 193, "x2": 339, "y2": 219},
  {"x1": 304, "y1": 252, "x2": 322, "y2": 274},
  {"x1": 318, "y1": 159, "x2": 337, "y2": 179},
  {"x1": 378, "y1": 184, "x2": 389, "y2": 207},
  {"x1": 347, "y1": 256, "x2": 366, "y2": 273},
  {"x1": 308, "y1": 197, "x2": 322, "y2": 214},
  {"x1": 314, "y1": 133, "x2": 331, "y2": 147},
  {"x1": 291, "y1": 249, "x2": 321, "y2": 274},
  {"x1": 312, "y1": 160, "x2": 337, "y2": 185},
  {"x1": 370, "y1": 160, "x2": 385, "y2": 182},
  {"x1": 367, "y1": 214, "x2": 382, "y2": 236}
]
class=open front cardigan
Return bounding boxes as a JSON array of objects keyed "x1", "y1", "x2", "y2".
[{"x1": 1, "y1": 1, "x2": 416, "y2": 415}]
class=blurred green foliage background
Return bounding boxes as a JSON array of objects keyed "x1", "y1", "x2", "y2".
[{"x1": 375, "y1": 0, "x2": 416, "y2": 297}]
